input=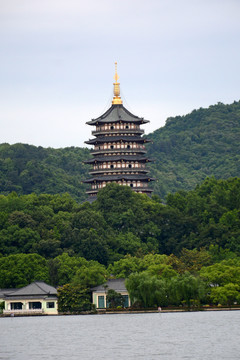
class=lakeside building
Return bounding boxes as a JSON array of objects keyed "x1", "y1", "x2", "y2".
[
  {"x1": 91, "y1": 278, "x2": 130, "y2": 309},
  {"x1": 0, "y1": 281, "x2": 58, "y2": 315},
  {"x1": 84, "y1": 63, "x2": 154, "y2": 201}
]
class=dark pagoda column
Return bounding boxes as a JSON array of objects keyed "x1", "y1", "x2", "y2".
[{"x1": 84, "y1": 63, "x2": 154, "y2": 199}]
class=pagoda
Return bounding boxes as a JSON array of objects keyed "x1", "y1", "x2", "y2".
[{"x1": 84, "y1": 63, "x2": 154, "y2": 199}]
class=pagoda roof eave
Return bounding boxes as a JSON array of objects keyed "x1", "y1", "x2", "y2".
[
  {"x1": 86, "y1": 104, "x2": 149, "y2": 125},
  {"x1": 86, "y1": 119, "x2": 149, "y2": 125},
  {"x1": 85, "y1": 136, "x2": 151, "y2": 145},
  {"x1": 84, "y1": 156, "x2": 153, "y2": 164},
  {"x1": 83, "y1": 175, "x2": 155, "y2": 183}
]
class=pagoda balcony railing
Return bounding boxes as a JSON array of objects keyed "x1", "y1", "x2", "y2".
[
  {"x1": 92, "y1": 129, "x2": 144, "y2": 136},
  {"x1": 89, "y1": 168, "x2": 149, "y2": 175},
  {"x1": 86, "y1": 186, "x2": 153, "y2": 195},
  {"x1": 91, "y1": 148, "x2": 147, "y2": 155}
]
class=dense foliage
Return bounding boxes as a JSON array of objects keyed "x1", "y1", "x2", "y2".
[
  {"x1": 0, "y1": 143, "x2": 90, "y2": 202},
  {"x1": 147, "y1": 100, "x2": 240, "y2": 198},
  {"x1": 1, "y1": 101, "x2": 240, "y2": 200},
  {"x1": 0, "y1": 179, "x2": 240, "y2": 309},
  {"x1": 0, "y1": 179, "x2": 239, "y2": 265}
]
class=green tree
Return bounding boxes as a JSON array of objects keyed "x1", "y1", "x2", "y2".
[
  {"x1": 210, "y1": 283, "x2": 240, "y2": 306},
  {"x1": 174, "y1": 273, "x2": 207, "y2": 309},
  {"x1": 200, "y1": 258, "x2": 240, "y2": 287},
  {"x1": 106, "y1": 289, "x2": 125, "y2": 308},
  {"x1": 0, "y1": 253, "x2": 49, "y2": 288},
  {"x1": 57, "y1": 284, "x2": 93, "y2": 313},
  {"x1": 71, "y1": 262, "x2": 106, "y2": 288}
]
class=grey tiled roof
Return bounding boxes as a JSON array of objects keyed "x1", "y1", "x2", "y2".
[
  {"x1": 0, "y1": 289, "x2": 18, "y2": 298},
  {"x1": 85, "y1": 135, "x2": 150, "y2": 145},
  {"x1": 91, "y1": 278, "x2": 127, "y2": 292},
  {"x1": 84, "y1": 155, "x2": 152, "y2": 164},
  {"x1": 84, "y1": 174, "x2": 155, "y2": 183},
  {"x1": 4, "y1": 281, "x2": 57, "y2": 298},
  {"x1": 86, "y1": 105, "x2": 149, "y2": 125}
]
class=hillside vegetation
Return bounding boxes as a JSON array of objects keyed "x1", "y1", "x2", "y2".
[
  {"x1": 0, "y1": 101, "x2": 240, "y2": 200},
  {"x1": 147, "y1": 100, "x2": 240, "y2": 198},
  {"x1": 0, "y1": 179, "x2": 239, "y2": 265},
  {"x1": 0, "y1": 143, "x2": 90, "y2": 202}
]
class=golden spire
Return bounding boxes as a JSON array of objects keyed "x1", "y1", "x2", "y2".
[{"x1": 112, "y1": 62, "x2": 123, "y2": 105}]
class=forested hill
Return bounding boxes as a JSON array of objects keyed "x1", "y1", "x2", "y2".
[
  {"x1": 0, "y1": 100, "x2": 240, "y2": 201},
  {"x1": 0, "y1": 144, "x2": 90, "y2": 202},
  {"x1": 147, "y1": 100, "x2": 240, "y2": 198}
]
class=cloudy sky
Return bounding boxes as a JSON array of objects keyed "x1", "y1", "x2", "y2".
[{"x1": 1, "y1": 0, "x2": 240, "y2": 148}]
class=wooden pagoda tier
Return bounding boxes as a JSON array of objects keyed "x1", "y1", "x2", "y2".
[{"x1": 84, "y1": 63, "x2": 155, "y2": 198}]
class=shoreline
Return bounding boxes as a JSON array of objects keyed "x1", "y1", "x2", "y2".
[
  {"x1": 96, "y1": 307, "x2": 240, "y2": 314},
  {"x1": 1, "y1": 307, "x2": 240, "y2": 317}
]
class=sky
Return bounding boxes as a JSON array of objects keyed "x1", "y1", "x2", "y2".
[{"x1": 1, "y1": 0, "x2": 240, "y2": 148}]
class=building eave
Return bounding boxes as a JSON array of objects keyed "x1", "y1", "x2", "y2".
[{"x1": 86, "y1": 104, "x2": 149, "y2": 125}]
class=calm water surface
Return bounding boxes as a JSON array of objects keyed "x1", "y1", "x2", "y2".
[{"x1": 0, "y1": 311, "x2": 240, "y2": 359}]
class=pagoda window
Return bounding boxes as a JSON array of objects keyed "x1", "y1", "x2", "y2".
[
  {"x1": 126, "y1": 125, "x2": 129, "y2": 129},
  {"x1": 110, "y1": 164, "x2": 114, "y2": 169},
  {"x1": 111, "y1": 125, "x2": 114, "y2": 130},
  {"x1": 127, "y1": 145, "x2": 131, "y2": 149},
  {"x1": 110, "y1": 145, "x2": 114, "y2": 149}
]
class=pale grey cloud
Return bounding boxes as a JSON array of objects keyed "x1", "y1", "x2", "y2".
[{"x1": 0, "y1": 0, "x2": 240, "y2": 147}]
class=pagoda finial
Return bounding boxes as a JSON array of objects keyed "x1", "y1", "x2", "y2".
[{"x1": 112, "y1": 61, "x2": 123, "y2": 105}]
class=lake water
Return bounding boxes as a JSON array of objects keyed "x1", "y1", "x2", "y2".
[{"x1": 0, "y1": 311, "x2": 239, "y2": 360}]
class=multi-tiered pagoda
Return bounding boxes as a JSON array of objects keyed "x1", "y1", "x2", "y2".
[{"x1": 84, "y1": 63, "x2": 154, "y2": 200}]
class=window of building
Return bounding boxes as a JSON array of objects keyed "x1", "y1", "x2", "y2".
[
  {"x1": 110, "y1": 165, "x2": 114, "y2": 169},
  {"x1": 11, "y1": 302, "x2": 22, "y2": 310},
  {"x1": 111, "y1": 145, "x2": 114, "y2": 149},
  {"x1": 46, "y1": 302, "x2": 55, "y2": 308},
  {"x1": 29, "y1": 302, "x2": 42, "y2": 310}
]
